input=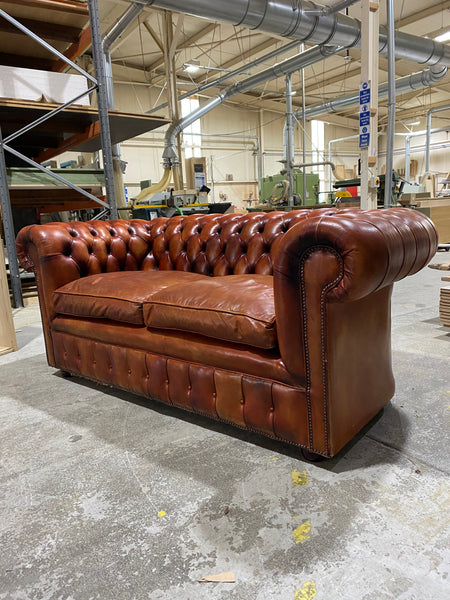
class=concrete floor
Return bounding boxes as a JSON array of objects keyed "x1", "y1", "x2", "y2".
[{"x1": 1, "y1": 254, "x2": 449, "y2": 600}]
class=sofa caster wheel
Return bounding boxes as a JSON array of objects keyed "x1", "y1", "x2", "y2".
[
  {"x1": 60, "y1": 370, "x2": 72, "y2": 378},
  {"x1": 301, "y1": 448, "x2": 324, "y2": 462}
]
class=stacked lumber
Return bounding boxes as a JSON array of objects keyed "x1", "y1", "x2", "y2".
[
  {"x1": 439, "y1": 286, "x2": 450, "y2": 327},
  {"x1": 428, "y1": 262, "x2": 450, "y2": 270}
]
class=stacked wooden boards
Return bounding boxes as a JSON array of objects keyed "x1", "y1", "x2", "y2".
[
  {"x1": 0, "y1": 237, "x2": 17, "y2": 355},
  {"x1": 439, "y1": 283, "x2": 450, "y2": 328},
  {"x1": 414, "y1": 199, "x2": 450, "y2": 245}
]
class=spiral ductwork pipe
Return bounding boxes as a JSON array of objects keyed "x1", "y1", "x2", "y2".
[
  {"x1": 162, "y1": 44, "x2": 342, "y2": 166},
  {"x1": 300, "y1": 63, "x2": 448, "y2": 119},
  {"x1": 146, "y1": 0, "x2": 450, "y2": 66}
]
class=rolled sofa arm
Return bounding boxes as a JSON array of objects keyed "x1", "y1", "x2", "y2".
[
  {"x1": 272, "y1": 207, "x2": 438, "y2": 380},
  {"x1": 16, "y1": 218, "x2": 155, "y2": 365}
]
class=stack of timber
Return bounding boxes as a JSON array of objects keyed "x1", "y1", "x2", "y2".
[
  {"x1": 0, "y1": 238, "x2": 17, "y2": 355},
  {"x1": 439, "y1": 286, "x2": 450, "y2": 327}
]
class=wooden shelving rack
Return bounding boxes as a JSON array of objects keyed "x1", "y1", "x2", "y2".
[{"x1": 0, "y1": 0, "x2": 170, "y2": 307}]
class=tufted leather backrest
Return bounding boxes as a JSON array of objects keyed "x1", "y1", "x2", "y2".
[{"x1": 36, "y1": 209, "x2": 338, "y2": 277}]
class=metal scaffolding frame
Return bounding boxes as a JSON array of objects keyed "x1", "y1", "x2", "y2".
[{"x1": 0, "y1": 0, "x2": 118, "y2": 308}]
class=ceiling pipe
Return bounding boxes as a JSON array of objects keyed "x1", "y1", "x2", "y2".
[
  {"x1": 297, "y1": 64, "x2": 448, "y2": 119},
  {"x1": 425, "y1": 104, "x2": 450, "y2": 175},
  {"x1": 285, "y1": 73, "x2": 295, "y2": 205},
  {"x1": 162, "y1": 44, "x2": 342, "y2": 166},
  {"x1": 405, "y1": 126, "x2": 449, "y2": 181},
  {"x1": 384, "y1": 0, "x2": 396, "y2": 209},
  {"x1": 146, "y1": 0, "x2": 450, "y2": 66},
  {"x1": 101, "y1": 2, "x2": 149, "y2": 210},
  {"x1": 287, "y1": 63, "x2": 448, "y2": 184},
  {"x1": 103, "y1": 2, "x2": 148, "y2": 107}
]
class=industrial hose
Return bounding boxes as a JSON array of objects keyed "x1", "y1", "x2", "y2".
[
  {"x1": 269, "y1": 180, "x2": 289, "y2": 206},
  {"x1": 134, "y1": 167, "x2": 172, "y2": 204}
]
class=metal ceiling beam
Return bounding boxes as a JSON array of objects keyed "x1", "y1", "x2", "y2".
[
  {"x1": 394, "y1": 1, "x2": 450, "y2": 29},
  {"x1": 146, "y1": 22, "x2": 218, "y2": 73}
]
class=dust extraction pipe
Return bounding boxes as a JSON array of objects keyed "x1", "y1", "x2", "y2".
[
  {"x1": 146, "y1": 0, "x2": 450, "y2": 66},
  {"x1": 425, "y1": 103, "x2": 450, "y2": 175},
  {"x1": 162, "y1": 44, "x2": 341, "y2": 166},
  {"x1": 297, "y1": 64, "x2": 448, "y2": 119}
]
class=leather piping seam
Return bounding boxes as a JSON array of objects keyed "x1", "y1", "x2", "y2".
[
  {"x1": 54, "y1": 290, "x2": 148, "y2": 304},
  {"x1": 52, "y1": 308, "x2": 143, "y2": 325},
  {"x1": 299, "y1": 245, "x2": 343, "y2": 454}
]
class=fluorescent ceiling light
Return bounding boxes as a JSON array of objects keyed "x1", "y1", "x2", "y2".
[
  {"x1": 290, "y1": 90, "x2": 297, "y2": 96},
  {"x1": 406, "y1": 120, "x2": 420, "y2": 126},
  {"x1": 434, "y1": 30, "x2": 450, "y2": 42},
  {"x1": 183, "y1": 60, "x2": 200, "y2": 73}
]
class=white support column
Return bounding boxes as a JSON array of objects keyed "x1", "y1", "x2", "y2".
[
  {"x1": 360, "y1": 0, "x2": 379, "y2": 209},
  {"x1": 163, "y1": 10, "x2": 184, "y2": 189}
]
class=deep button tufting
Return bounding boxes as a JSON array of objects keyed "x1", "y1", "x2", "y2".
[
  {"x1": 69, "y1": 230, "x2": 77, "y2": 237},
  {"x1": 240, "y1": 399, "x2": 245, "y2": 405},
  {"x1": 128, "y1": 369, "x2": 132, "y2": 374},
  {"x1": 270, "y1": 406, "x2": 274, "y2": 412},
  {"x1": 90, "y1": 230, "x2": 97, "y2": 236}
]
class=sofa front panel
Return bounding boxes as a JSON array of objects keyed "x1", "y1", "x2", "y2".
[
  {"x1": 51, "y1": 331, "x2": 311, "y2": 450},
  {"x1": 51, "y1": 316, "x2": 300, "y2": 386}
]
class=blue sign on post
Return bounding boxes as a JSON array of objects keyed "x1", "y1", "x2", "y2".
[
  {"x1": 359, "y1": 82, "x2": 371, "y2": 149},
  {"x1": 359, "y1": 111, "x2": 370, "y2": 127},
  {"x1": 359, "y1": 133, "x2": 370, "y2": 148},
  {"x1": 360, "y1": 89, "x2": 371, "y2": 105}
]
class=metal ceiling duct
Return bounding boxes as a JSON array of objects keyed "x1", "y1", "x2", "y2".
[
  {"x1": 299, "y1": 63, "x2": 448, "y2": 119},
  {"x1": 162, "y1": 44, "x2": 342, "y2": 165},
  {"x1": 146, "y1": 0, "x2": 450, "y2": 66}
]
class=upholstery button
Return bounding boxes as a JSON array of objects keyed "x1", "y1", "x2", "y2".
[
  {"x1": 187, "y1": 385, "x2": 192, "y2": 391},
  {"x1": 240, "y1": 399, "x2": 245, "y2": 405},
  {"x1": 270, "y1": 407, "x2": 274, "y2": 412},
  {"x1": 128, "y1": 369, "x2": 131, "y2": 375},
  {"x1": 165, "y1": 379, "x2": 169, "y2": 385},
  {"x1": 212, "y1": 392, "x2": 217, "y2": 398}
]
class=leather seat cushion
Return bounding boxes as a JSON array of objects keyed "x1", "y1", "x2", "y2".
[
  {"x1": 53, "y1": 270, "x2": 207, "y2": 325},
  {"x1": 143, "y1": 274, "x2": 277, "y2": 349}
]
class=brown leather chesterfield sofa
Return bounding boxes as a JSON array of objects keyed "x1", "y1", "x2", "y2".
[{"x1": 16, "y1": 208, "x2": 437, "y2": 459}]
